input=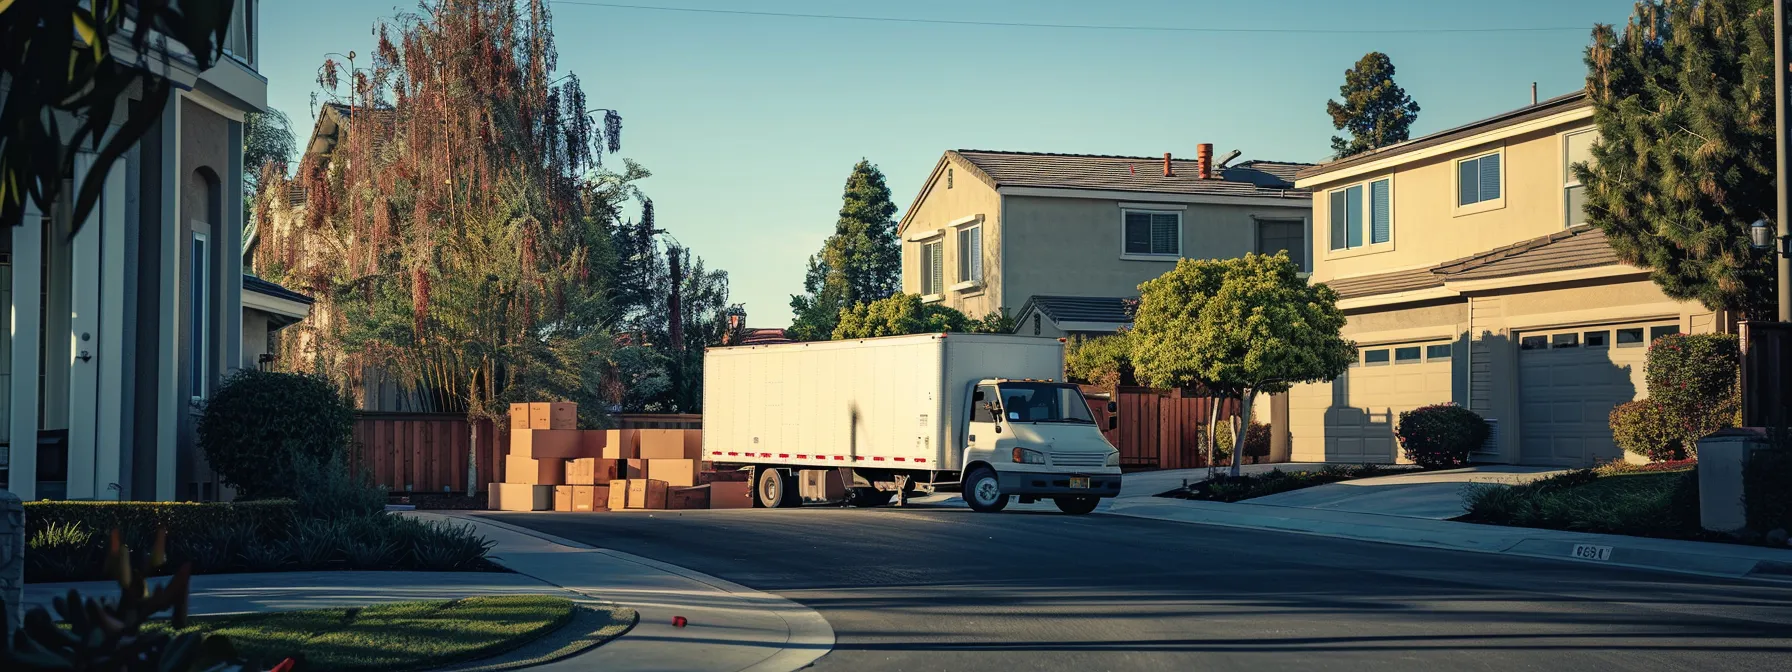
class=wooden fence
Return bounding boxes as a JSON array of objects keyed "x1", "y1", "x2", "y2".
[
  {"x1": 350, "y1": 412, "x2": 500, "y2": 493},
  {"x1": 1084, "y1": 386, "x2": 1240, "y2": 471},
  {"x1": 1741, "y1": 321, "x2": 1792, "y2": 429}
]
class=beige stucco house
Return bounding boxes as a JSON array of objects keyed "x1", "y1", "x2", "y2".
[
  {"x1": 897, "y1": 148, "x2": 1313, "y2": 337},
  {"x1": 1289, "y1": 92, "x2": 1731, "y2": 468}
]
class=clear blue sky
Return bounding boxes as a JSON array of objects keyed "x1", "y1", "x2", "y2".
[{"x1": 261, "y1": 0, "x2": 1636, "y2": 328}]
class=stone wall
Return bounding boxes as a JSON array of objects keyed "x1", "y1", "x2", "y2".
[{"x1": 0, "y1": 488, "x2": 21, "y2": 641}]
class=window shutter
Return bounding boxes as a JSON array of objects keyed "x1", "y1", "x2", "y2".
[
  {"x1": 1478, "y1": 154, "x2": 1501, "y2": 201},
  {"x1": 1329, "y1": 190, "x2": 1347, "y2": 250},
  {"x1": 920, "y1": 242, "x2": 933, "y2": 294},
  {"x1": 930, "y1": 242, "x2": 944, "y2": 293},
  {"x1": 1458, "y1": 159, "x2": 1479, "y2": 206},
  {"x1": 1124, "y1": 211, "x2": 1152, "y2": 254},
  {"x1": 1370, "y1": 179, "x2": 1390, "y2": 244},
  {"x1": 969, "y1": 227, "x2": 982, "y2": 281},
  {"x1": 1150, "y1": 213, "x2": 1179, "y2": 255},
  {"x1": 957, "y1": 228, "x2": 970, "y2": 282},
  {"x1": 1345, "y1": 185, "x2": 1363, "y2": 248}
]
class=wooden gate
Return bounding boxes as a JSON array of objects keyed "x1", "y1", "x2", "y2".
[
  {"x1": 350, "y1": 412, "x2": 499, "y2": 493},
  {"x1": 1084, "y1": 386, "x2": 1239, "y2": 471},
  {"x1": 1741, "y1": 321, "x2": 1792, "y2": 429}
]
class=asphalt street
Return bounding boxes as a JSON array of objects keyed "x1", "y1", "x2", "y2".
[{"x1": 487, "y1": 504, "x2": 1792, "y2": 671}]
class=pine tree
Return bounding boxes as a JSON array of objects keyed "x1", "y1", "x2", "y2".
[
  {"x1": 1326, "y1": 52, "x2": 1421, "y2": 159},
  {"x1": 1579, "y1": 0, "x2": 1776, "y2": 319},
  {"x1": 788, "y1": 160, "x2": 902, "y2": 340}
]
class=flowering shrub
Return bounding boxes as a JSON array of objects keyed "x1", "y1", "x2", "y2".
[
  {"x1": 1395, "y1": 403, "x2": 1489, "y2": 469},
  {"x1": 1643, "y1": 333, "x2": 1739, "y2": 451},
  {"x1": 1610, "y1": 399, "x2": 1687, "y2": 461}
]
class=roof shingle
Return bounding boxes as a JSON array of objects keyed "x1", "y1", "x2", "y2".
[
  {"x1": 1322, "y1": 225, "x2": 1629, "y2": 301},
  {"x1": 951, "y1": 150, "x2": 1311, "y2": 200},
  {"x1": 1018, "y1": 295, "x2": 1137, "y2": 325}
]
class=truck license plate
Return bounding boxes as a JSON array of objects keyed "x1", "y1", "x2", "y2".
[{"x1": 1070, "y1": 476, "x2": 1090, "y2": 489}]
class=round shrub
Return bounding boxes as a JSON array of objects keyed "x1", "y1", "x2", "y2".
[
  {"x1": 1610, "y1": 399, "x2": 1687, "y2": 461},
  {"x1": 1645, "y1": 333, "x2": 1739, "y2": 445},
  {"x1": 199, "y1": 370, "x2": 355, "y2": 500},
  {"x1": 1395, "y1": 403, "x2": 1489, "y2": 469}
]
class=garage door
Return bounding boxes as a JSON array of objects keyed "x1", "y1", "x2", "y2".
[
  {"x1": 1517, "y1": 322, "x2": 1678, "y2": 466},
  {"x1": 1322, "y1": 341, "x2": 1455, "y2": 463}
]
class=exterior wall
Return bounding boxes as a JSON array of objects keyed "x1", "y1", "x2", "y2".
[
  {"x1": 1309, "y1": 117, "x2": 1595, "y2": 286},
  {"x1": 242, "y1": 310, "x2": 271, "y2": 369},
  {"x1": 900, "y1": 159, "x2": 1004, "y2": 317},
  {"x1": 1001, "y1": 195, "x2": 1310, "y2": 309},
  {"x1": 177, "y1": 98, "x2": 244, "y2": 502}
]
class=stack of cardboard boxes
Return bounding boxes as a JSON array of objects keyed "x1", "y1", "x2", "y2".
[{"x1": 487, "y1": 402, "x2": 752, "y2": 512}]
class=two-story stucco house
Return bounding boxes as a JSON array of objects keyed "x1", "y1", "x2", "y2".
[
  {"x1": 2, "y1": 1, "x2": 309, "y2": 502},
  {"x1": 1288, "y1": 92, "x2": 1733, "y2": 468},
  {"x1": 897, "y1": 147, "x2": 1313, "y2": 338}
]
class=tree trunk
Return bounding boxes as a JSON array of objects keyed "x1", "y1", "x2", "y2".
[
  {"x1": 467, "y1": 378, "x2": 480, "y2": 498},
  {"x1": 1205, "y1": 394, "x2": 1224, "y2": 477},
  {"x1": 1230, "y1": 390, "x2": 1257, "y2": 478}
]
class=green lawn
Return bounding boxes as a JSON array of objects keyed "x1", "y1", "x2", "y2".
[
  {"x1": 1458, "y1": 468, "x2": 1713, "y2": 540},
  {"x1": 147, "y1": 595, "x2": 580, "y2": 672},
  {"x1": 1158, "y1": 463, "x2": 1416, "y2": 503}
]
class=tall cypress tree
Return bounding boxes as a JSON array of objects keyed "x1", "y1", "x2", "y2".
[
  {"x1": 788, "y1": 159, "x2": 901, "y2": 340},
  {"x1": 1326, "y1": 52, "x2": 1421, "y2": 159},
  {"x1": 1579, "y1": 0, "x2": 1776, "y2": 319}
]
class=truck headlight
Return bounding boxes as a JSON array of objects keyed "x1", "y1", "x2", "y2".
[
  {"x1": 1011, "y1": 447, "x2": 1046, "y2": 464},
  {"x1": 1105, "y1": 451, "x2": 1120, "y2": 467}
]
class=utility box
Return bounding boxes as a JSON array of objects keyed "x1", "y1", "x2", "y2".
[{"x1": 1699, "y1": 428, "x2": 1769, "y2": 534}]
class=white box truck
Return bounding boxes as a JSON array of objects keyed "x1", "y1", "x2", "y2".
[{"x1": 702, "y1": 333, "x2": 1122, "y2": 514}]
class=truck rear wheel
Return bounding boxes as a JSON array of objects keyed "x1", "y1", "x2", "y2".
[
  {"x1": 757, "y1": 468, "x2": 802, "y2": 508},
  {"x1": 1054, "y1": 496, "x2": 1100, "y2": 515},
  {"x1": 964, "y1": 467, "x2": 1008, "y2": 513}
]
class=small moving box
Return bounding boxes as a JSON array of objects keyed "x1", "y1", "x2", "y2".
[
  {"x1": 648, "y1": 459, "x2": 700, "y2": 487},
  {"x1": 709, "y1": 481, "x2": 752, "y2": 509},
  {"x1": 627, "y1": 479, "x2": 669, "y2": 510},
  {"x1": 553, "y1": 485, "x2": 574, "y2": 512},
  {"x1": 505, "y1": 454, "x2": 566, "y2": 485},
  {"x1": 509, "y1": 403, "x2": 532, "y2": 430},
  {"x1": 601, "y1": 429, "x2": 641, "y2": 460},
  {"x1": 512, "y1": 429, "x2": 591, "y2": 459},
  {"x1": 490, "y1": 483, "x2": 553, "y2": 511},
  {"x1": 528, "y1": 402, "x2": 579, "y2": 430},
  {"x1": 639, "y1": 429, "x2": 703, "y2": 460},
  {"x1": 669, "y1": 485, "x2": 710, "y2": 510},
  {"x1": 608, "y1": 479, "x2": 631, "y2": 509},
  {"x1": 572, "y1": 485, "x2": 601, "y2": 512}
]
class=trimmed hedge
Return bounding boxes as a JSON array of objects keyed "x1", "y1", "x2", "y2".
[
  {"x1": 25, "y1": 500, "x2": 297, "y2": 540},
  {"x1": 1396, "y1": 403, "x2": 1489, "y2": 469},
  {"x1": 199, "y1": 369, "x2": 355, "y2": 500},
  {"x1": 1642, "y1": 333, "x2": 1740, "y2": 456},
  {"x1": 1610, "y1": 399, "x2": 1687, "y2": 461}
]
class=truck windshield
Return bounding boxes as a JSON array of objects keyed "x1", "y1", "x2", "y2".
[{"x1": 997, "y1": 383, "x2": 1096, "y2": 424}]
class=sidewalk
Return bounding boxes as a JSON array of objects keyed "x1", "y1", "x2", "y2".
[
  {"x1": 411, "y1": 511, "x2": 833, "y2": 672},
  {"x1": 1105, "y1": 495, "x2": 1792, "y2": 581}
]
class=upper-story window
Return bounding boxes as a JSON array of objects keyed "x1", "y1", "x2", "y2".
[
  {"x1": 957, "y1": 223, "x2": 982, "y2": 285},
  {"x1": 1256, "y1": 219, "x2": 1307, "y2": 272},
  {"x1": 1122, "y1": 209, "x2": 1180, "y2": 259},
  {"x1": 920, "y1": 240, "x2": 944, "y2": 296},
  {"x1": 1456, "y1": 150, "x2": 1503, "y2": 209},
  {"x1": 1563, "y1": 130, "x2": 1596, "y2": 227},
  {"x1": 1328, "y1": 178, "x2": 1391, "y2": 252},
  {"x1": 223, "y1": 0, "x2": 255, "y2": 67}
]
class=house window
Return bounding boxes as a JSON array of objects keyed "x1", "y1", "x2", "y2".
[
  {"x1": 1122, "y1": 210, "x2": 1180, "y2": 258},
  {"x1": 920, "y1": 240, "x2": 944, "y2": 295},
  {"x1": 947, "y1": 167, "x2": 953, "y2": 189},
  {"x1": 1256, "y1": 219, "x2": 1307, "y2": 272},
  {"x1": 1363, "y1": 349, "x2": 1390, "y2": 366},
  {"x1": 1328, "y1": 178, "x2": 1390, "y2": 251},
  {"x1": 1584, "y1": 331, "x2": 1609, "y2": 348},
  {"x1": 1616, "y1": 328, "x2": 1645, "y2": 347},
  {"x1": 957, "y1": 224, "x2": 982, "y2": 284},
  {"x1": 191, "y1": 232, "x2": 211, "y2": 399},
  {"x1": 1552, "y1": 333, "x2": 1579, "y2": 349},
  {"x1": 1519, "y1": 335, "x2": 1548, "y2": 350},
  {"x1": 1394, "y1": 346, "x2": 1421, "y2": 364},
  {"x1": 1426, "y1": 343, "x2": 1452, "y2": 360},
  {"x1": 1650, "y1": 325, "x2": 1680, "y2": 343},
  {"x1": 1563, "y1": 130, "x2": 1596, "y2": 227},
  {"x1": 223, "y1": 0, "x2": 254, "y2": 65},
  {"x1": 1457, "y1": 151, "x2": 1503, "y2": 207}
]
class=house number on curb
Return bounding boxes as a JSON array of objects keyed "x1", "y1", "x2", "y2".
[{"x1": 1570, "y1": 544, "x2": 1613, "y2": 562}]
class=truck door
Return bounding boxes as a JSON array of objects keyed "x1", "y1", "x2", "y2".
[{"x1": 966, "y1": 384, "x2": 1002, "y2": 462}]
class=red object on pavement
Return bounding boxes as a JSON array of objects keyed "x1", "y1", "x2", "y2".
[{"x1": 673, "y1": 616, "x2": 688, "y2": 628}]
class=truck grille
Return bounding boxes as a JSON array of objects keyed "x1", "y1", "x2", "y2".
[{"x1": 1050, "y1": 452, "x2": 1106, "y2": 468}]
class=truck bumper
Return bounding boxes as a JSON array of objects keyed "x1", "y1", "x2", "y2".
[{"x1": 998, "y1": 471, "x2": 1122, "y2": 498}]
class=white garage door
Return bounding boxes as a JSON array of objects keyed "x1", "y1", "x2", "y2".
[
  {"x1": 1517, "y1": 322, "x2": 1678, "y2": 467},
  {"x1": 1322, "y1": 341, "x2": 1455, "y2": 463}
]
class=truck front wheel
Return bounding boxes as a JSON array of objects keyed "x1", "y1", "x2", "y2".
[
  {"x1": 757, "y1": 468, "x2": 801, "y2": 508},
  {"x1": 963, "y1": 467, "x2": 1008, "y2": 513},
  {"x1": 1054, "y1": 496, "x2": 1100, "y2": 515}
]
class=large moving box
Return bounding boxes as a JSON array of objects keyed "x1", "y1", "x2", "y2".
[
  {"x1": 529, "y1": 402, "x2": 578, "y2": 430},
  {"x1": 709, "y1": 481, "x2": 752, "y2": 509},
  {"x1": 601, "y1": 429, "x2": 641, "y2": 460},
  {"x1": 505, "y1": 454, "x2": 566, "y2": 485},
  {"x1": 627, "y1": 479, "x2": 668, "y2": 510},
  {"x1": 490, "y1": 483, "x2": 553, "y2": 511},
  {"x1": 512, "y1": 429, "x2": 591, "y2": 459},
  {"x1": 573, "y1": 485, "x2": 606, "y2": 512},
  {"x1": 509, "y1": 403, "x2": 533, "y2": 430},
  {"x1": 647, "y1": 459, "x2": 700, "y2": 487},
  {"x1": 608, "y1": 479, "x2": 631, "y2": 509},
  {"x1": 566, "y1": 458, "x2": 620, "y2": 485},
  {"x1": 638, "y1": 429, "x2": 703, "y2": 460},
  {"x1": 669, "y1": 485, "x2": 710, "y2": 510}
]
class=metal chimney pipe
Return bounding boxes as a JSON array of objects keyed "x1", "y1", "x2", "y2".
[
  {"x1": 1162, "y1": 153, "x2": 1173, "y2": 177},
  {"x1": 1196, "y1": 144, "x2": 1213, "y2": 179}
]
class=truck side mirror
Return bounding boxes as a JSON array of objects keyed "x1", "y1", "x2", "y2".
[
  {"x1": 1107, "y1": 416, "x2": 1118, "y2": 431},
  {"x1": 1106, "y1": 401, "x2": 1118, "y2": 414},
  {"x1": 973, "y1": 389, "x2": 985, "y2": 403}
]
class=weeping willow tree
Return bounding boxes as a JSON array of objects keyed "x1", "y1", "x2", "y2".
[{"x1": 254, "y1": 0, "x2": 630, "y2": 494}]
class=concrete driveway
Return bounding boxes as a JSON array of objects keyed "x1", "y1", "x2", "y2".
[{"x1": 1242, "y1": 465, "x2": 1567, "y2": 519}]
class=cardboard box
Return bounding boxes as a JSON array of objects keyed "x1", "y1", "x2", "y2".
[
  {"x1": 627, "y1": 479, "x2": 669, "y2": 510},
  {"x1": 509, "y1": 403, "x2": 532, "y2": 430},
  {"x1": 566, "y1": 458, "x2": 592, "y2": 485},
  {"x1": 554, "y1": 485, "x2": 574, "y2": 512},
  {"x1": 801, "y1": 469, "x2": 847, "y2": 502},
  {"x1": 648, "y1": 459, "x2": 700, "y2": 487},
  {"x1": 601, "y1": 429, "x2": 640, "y2": 460},
  {"x1": 505, "y1": 454, "x2": 566, "y2": 485},
  {"x1": 708, "y1": 480, "x2": 753, "y2": 509},
  {"x1": 490, "y1": 483, "x2": 554, "y2": 511},
  {"x1": 591, "y1": 485, "x2": 611, "y2": 511},
  {"x1": 528, "y1": 402, "x2": 579, "y2": 430},
  {"x1": 512, "y1": 429, "x2": 593, "y2": 459},
  {"x1": 572, "y1": 485, "x2": 599, "y2": 512},
  {"x1": 608, "y1": 479, "x2": 631, "y2": 510},
  {"x1": 669, "y1": 485, "x2": 710, "y2": 510},
  {"x1": 639, "y1": 429, "x2": 703, "y2": 460},
  {"x1": 625, "y1": 458, "x2": 648, "y2": 480}
]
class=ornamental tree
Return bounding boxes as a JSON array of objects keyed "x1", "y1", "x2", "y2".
[
  {"x1": 1579, "y1": 0, "x2": 1777, "y2": 318},
  {"x1": 831, "y1": 293, "x2": 969, "y2": 339},
  {"x1": 790, "y1": 160, "x2": 903, "y2": 341},
  {"x1": 1326, "y1": 51, "x2": 1421, "y2": 159},
  {"x1": 1131, "y1": 253, "x2": 1355, "y2": 477}
]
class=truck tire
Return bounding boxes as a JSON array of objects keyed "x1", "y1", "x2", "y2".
[
  {"x1": 757, "y1": 468, "x2": 801, "y2": 508},
  {"x1": 848, "y1": 488, "x2": 893, "y2": 507},
  {"x1": 1053, "y1": 496, "x2": 1100, "y2": 515},
  {"x1": 963, "y1": 467, "x2": 1008, "y2": 513}
]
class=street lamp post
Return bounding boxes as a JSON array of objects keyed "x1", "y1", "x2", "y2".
[{"x1": 1778, "y1": 0, "x2": 1792, "y2": 321}]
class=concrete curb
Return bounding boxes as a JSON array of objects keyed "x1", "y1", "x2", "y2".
[
  {"x1": 417, "y1": 511, "x2": 835, "y2": 672},
  {"x1": 1105, "y1": 498, "x2": 1792, "y2": 583}
]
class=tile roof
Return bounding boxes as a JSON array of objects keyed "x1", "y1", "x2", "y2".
[
  {"x1": 1017, "y1": 295, "x2": 1137, "y2": 325},
  {"x1": 1322, "y1": 225, "x2": 1627, "y2": 301},
  {"x1": 950, "y1": 150, "x2": 1312, "y2": 200},
  {"x1": 739, "y1": 328, "x2": 792, "y2": 346},
  {"x1": 242, "y1": 274, "x2": 315, "y2": 305},
  {"x1": 1298, "y1": 91, "x2": 1590, "y2": 181}
]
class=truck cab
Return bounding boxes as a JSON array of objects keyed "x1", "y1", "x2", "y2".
[{"x1": 960, "y1": 379, "x2": 1122, "y2": 514}]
